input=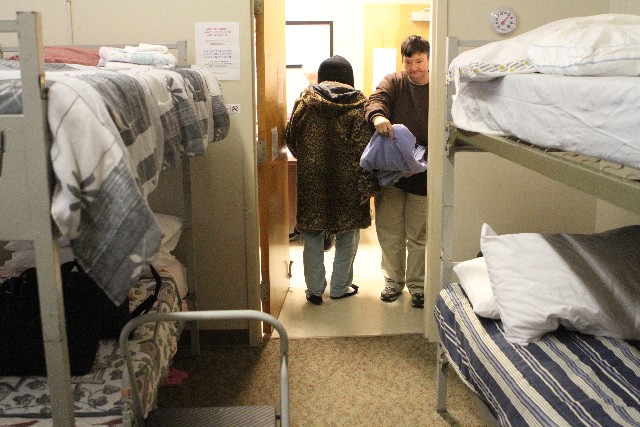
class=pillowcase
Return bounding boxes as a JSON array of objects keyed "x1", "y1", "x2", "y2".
[
  {"x1": 154, "y1": 213, "x2": 183, "y2": 254},
  {"x1": 480, "y1": 223, "x2": 640, "y2": 344},
  {"x1": 453, "y1": 256, "x2": 500, "y2": 319},
  {"x1": 528, "y1": 14, "x2": 640, "y2": 77},
  {"x1": 447, "y1": 16, "x2": 580, "y2": 82}
]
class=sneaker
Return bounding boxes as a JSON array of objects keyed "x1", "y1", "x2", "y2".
[
  {"x1": 306, "y1": 294, "x2": 323, "y2": 305},
  {"x1": 380, "y1": 286, "x2": 401, "y2": 302},
  {"x1": 411, "y1": 293, "x2": 424, "y2": 308}
]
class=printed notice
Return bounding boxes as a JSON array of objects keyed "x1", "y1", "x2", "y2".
[{"x1": 195, "y1": 22, "x2": 240, "y2": 80}]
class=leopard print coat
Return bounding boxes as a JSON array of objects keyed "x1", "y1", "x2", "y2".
[{"x1": 286, "y1": 82, "x2": 379, "y2": 234}]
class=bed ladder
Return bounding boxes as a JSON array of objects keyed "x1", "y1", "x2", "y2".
[{"x1": 0, "y1": 12, "x2": 77, "y2": 426}]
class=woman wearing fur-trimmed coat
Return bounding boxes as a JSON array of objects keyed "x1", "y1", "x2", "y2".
[{"x1": 286, "y1": 55, "x2": 379, "y2": 305}]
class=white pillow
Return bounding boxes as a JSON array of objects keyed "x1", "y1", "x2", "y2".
[
  {"x1": 154, "y1": 213, "x2": 183, "y2": 254},
  {"x1": 3, "y1": 246, "x2": 75, "y2": 270},
  {"x1": 480, "y1": 223, "x2": 640, "y2": 344},
  {"x1": 529, "y1": 14, "x2": 640, "y2": 77},
  {"x1": 453, "y1": 257, "x2": 500, "y2": 319},
  {"x1": 4, "y1": 236, "x2": 71, "y2": 252},
  {"x1": 447, "y1": 16, "x2": 580, "y2": 83}
]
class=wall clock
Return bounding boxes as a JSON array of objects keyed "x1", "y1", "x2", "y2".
[{"x1": 490, "y1": 7, "x2": 517, "y2": 35}]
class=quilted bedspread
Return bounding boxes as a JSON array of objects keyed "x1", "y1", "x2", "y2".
[{"x1": 0, "y1": 60, "x2": 229, "y2": 304}]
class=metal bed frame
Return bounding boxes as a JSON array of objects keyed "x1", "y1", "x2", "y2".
[{"x1": 435, "y1": 36, "x2": 640, "y2": 426}]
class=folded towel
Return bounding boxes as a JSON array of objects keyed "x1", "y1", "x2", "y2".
[
  {"x1": 360, "y1": 124, "x2": 427, "y2": 186},
  {"x1": 98, "y1": 46, "x2": 177, "y2": 68},
  {"x1": 124, "y1": 43, "x2": 170, "y2": 54}
]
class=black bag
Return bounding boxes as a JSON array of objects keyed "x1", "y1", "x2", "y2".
[
  {"x1": 0, "y1": 261, "x2": 103, "y2": 376},
  {"x1": 0, "y1": 261, "x2": 163, "y2": 376}
]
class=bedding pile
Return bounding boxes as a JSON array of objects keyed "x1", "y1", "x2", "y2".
[
  {"x1": 448, "y1": 14, "x2": 640, "y2": 168},
  {"x1": 99, "y1": 44, "x2": 178, "y2": 68},
  {"x1": 0, "y1": 59, "x2": 229, "y2": 305}
]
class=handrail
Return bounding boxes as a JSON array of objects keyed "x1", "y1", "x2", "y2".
[{"x1": 119, "y1": 310, "x2": 290, "y2": 427}]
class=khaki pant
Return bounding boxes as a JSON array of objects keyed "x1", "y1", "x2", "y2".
[{"x1": 374, "y1": 185, "x2": 427, "y2": 295}]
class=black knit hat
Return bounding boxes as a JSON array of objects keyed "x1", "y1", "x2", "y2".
[{"x1": 317, "y1": 55, "x2": 354, "y2": 87}]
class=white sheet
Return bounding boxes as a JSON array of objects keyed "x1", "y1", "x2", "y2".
[{"x1": 451, "y1": 73, "x2": 640, "y2": 169}]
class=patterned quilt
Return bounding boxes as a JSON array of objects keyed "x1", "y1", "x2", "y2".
[
  {"x1": 0, "y1": 60, "x2": 229, "y2": 305},
  {"x1": 0, "y1": 270, "x2": 182, "y2": 425}
]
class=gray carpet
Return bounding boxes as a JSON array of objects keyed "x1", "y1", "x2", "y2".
[{"x1": 157, "y1": 334, "x2": 484, "y2": 426}]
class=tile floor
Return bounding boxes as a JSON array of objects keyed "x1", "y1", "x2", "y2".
[{"x1": 276, "y1": 222, "x2": 425, "y2": 339}]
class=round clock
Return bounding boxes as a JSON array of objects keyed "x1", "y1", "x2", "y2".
[{"x1": 490, "y1": 7, "x2": 517, "y2": 35}]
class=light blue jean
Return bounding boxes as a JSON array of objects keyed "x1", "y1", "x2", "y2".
[{"x1": 301, "y1": 229, "x2": 360, "y2": 298}]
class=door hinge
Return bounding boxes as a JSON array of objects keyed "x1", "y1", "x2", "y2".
[
  {"x1": 260, "y1": 280, "x2": 269, "y2": 302},
  {"x1": 257, "y1": 139, "x2": 266, "y2": 164},
  {"x1": 254, "y1": 0, "x2": 264, "y2": 15}
]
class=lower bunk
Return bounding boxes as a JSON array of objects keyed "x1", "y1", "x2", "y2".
[
  {"x1": 435, "y1": 283, "x2": 640, "y2": 427},
  {"x1": 0, "y1": 265, "x2": 185, "y2": 426}
]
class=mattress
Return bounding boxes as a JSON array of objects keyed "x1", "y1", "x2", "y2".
[
  {"x1": 451, "y1": 73, "x2": 640, "y2": 169},
  {"x1": 435, "y1": 283, "x2": 640, "y2": 427},
  {"x1": 0, "y1": 267, "x2": 185, "y2": 426}
]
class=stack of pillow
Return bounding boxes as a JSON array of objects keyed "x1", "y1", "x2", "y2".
[{"x1": 453, "y1": 223, "x2": 640, "y2": 344}]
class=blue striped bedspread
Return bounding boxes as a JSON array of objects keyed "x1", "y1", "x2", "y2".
[{"x1": 435, "y1": 283, "x2": 640, "y2": 427}]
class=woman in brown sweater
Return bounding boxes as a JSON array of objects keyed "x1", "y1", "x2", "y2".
[{"x1": 364, "y1": 35, "x2": 429, "y2": 308}]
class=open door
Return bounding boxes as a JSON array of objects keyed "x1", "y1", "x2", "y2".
[{"x1": 254, "y1": 0, "x2": 290, "y2": 330}]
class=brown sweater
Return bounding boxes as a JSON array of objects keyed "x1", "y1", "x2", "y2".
[{"x1": 364, "y1": 72, "x2": 429, "y2": 195}]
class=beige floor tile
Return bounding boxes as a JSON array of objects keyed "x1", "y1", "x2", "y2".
[{"x1": 276, "y1": 222, "x2": 425, "y2": 339}]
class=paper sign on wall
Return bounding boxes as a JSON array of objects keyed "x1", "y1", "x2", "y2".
[{"x1": 195, "y1": 21, "x2": 240, "y2": 80}]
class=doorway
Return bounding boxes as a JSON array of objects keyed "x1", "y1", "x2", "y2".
[{"x1": 275, "y1": 1, "x2": 430, "y2": 338}]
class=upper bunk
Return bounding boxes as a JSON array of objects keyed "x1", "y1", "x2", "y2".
[{"x1": 445, "y1": 13, "x2": 640, "y2": 217}]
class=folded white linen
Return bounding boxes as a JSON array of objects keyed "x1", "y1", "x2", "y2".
[
  {"x1": 123, "y1": 43, "x2": 170, "y2": 54},
  {"x1": 98, "y1": 46, "x2": 177, "y2": 68}
]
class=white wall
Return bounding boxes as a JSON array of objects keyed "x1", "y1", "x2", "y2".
[{"x1": 610, "y1": 0, "x2": 640, "y2": 14}]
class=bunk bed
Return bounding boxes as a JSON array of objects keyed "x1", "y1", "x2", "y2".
[
  {"x1": 434, "y1": 14, "x2": 640, "y2": 427},
  {"x1": 0, "y1": 11, "x2": 243, "y2": 426}
]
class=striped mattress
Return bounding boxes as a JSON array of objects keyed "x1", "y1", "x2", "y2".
[{"x1": 435, "y1": 283, "x2": 640, "y2": 427}]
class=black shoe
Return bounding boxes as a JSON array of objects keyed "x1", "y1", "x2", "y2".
[
  {"x1": 289, "y1": 228, "x2": 300, "y2": 241},
  {"x1": 330, "y1": 285, "x2": 359, "y2": 300},
  {"x1": 306, "y1": 294, "x2": 323, "y2": 305},
  {"x1": 411, "y1": 293, "x2": 424, "y2": 308}
]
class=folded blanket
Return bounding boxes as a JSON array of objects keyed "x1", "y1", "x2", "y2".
[
  {"x1": 124, "y1": 43, "x2": 170, "y2": 54},
  {"x1": 360, "y1": 124, "x2": 427, "y2": 186},
  {"x1": 98, "y1": 46, "x2": 177, "y2": 68}
]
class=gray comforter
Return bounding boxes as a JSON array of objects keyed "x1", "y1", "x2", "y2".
[{"x1": 0, "y1": 60, "x2": 229, "y2": 303}]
